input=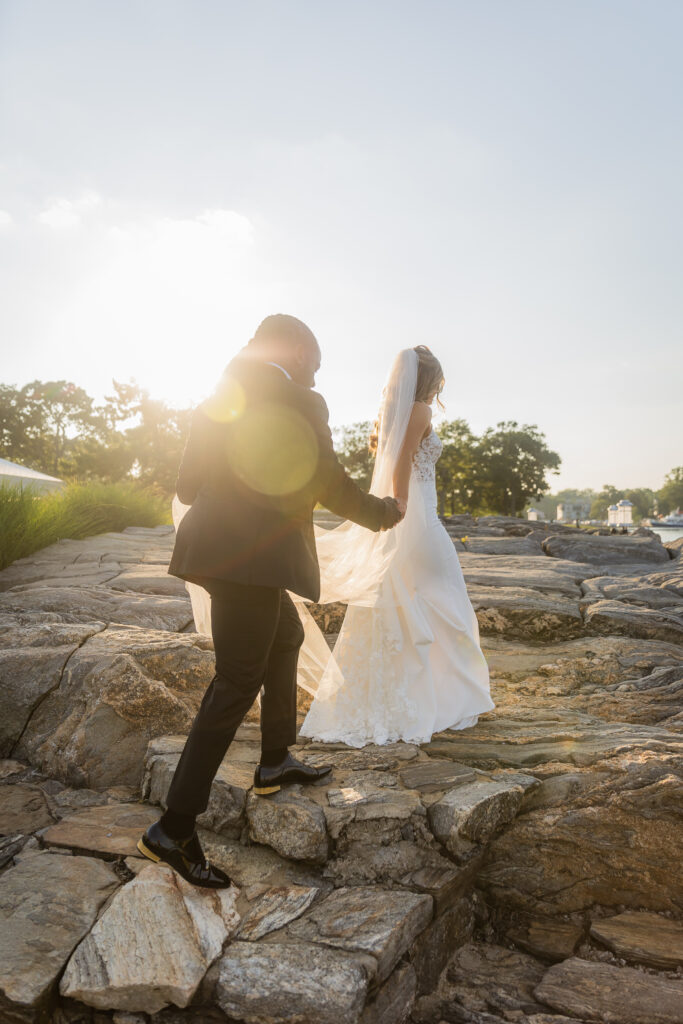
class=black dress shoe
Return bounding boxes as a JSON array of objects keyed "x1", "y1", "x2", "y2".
[
  {"x1": 253, "y1": 751, "x2": 332, "y2": 796},
  {"x1": 137, "y1": 820, "x2": 232, "y2": 889}
]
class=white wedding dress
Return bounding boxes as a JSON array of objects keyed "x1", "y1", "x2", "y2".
[
  {"x1": 298, "y1": 424, "x2": 495, "y2": 746},
  {"x1": 172, "y1": 347, "x2": 495, "y2": 749}
]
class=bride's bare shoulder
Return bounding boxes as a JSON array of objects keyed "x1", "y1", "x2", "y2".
[{"x1": 411, "y1": 401, "x2": 433, "y2": 425}]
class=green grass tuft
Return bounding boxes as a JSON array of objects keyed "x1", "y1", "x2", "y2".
[{"x1": 0, "y1": 481, "x2": 172, "y2": 571}]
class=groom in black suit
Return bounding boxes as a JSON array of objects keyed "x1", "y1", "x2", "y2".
[{"x1": 138, "y1": 314, "x2": 403, "y2": 886}]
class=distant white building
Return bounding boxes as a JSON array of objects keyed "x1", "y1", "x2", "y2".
[
  {"x1": 0, "y1": 458, "x2": 64, "y2": 494},
  {"x1": 608, "y1": 499, "x2": 633, "y2": 526},
  {"x1": 527, "y1": 507, "x2": 545, "y2": 521},
  {"x1": 557, "y1": 500, "x2": 591, "y2": 523}
]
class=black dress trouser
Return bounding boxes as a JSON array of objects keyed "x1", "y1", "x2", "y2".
[{"x1": 164, "y1": 577, "x2": 305, "y2": 817}]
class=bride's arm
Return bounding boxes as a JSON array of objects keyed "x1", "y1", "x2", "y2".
[{"x1": 392, "y1": 402, "x2": 432, "y2": 514}]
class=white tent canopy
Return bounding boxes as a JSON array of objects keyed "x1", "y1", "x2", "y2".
[{"x1": 0, "y1": 458, "x2": 64, "y2": 494}]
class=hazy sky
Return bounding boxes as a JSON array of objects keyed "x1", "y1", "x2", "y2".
[{"x1": 1, "y1": 0, "x2": 681, "y2": 492}]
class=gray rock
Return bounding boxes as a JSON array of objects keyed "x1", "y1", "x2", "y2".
[
  {"x1": 589, "y1": 910, "x2": 683, "y2": 969},
  {"x1": 542, "y1": 533, "x2": 669, "y2": 565},
  {"x1": 469, "y1": 586, "x2": 583, "y2": 642},
  {"x1": 533, "y1": 956, "x2": 683, "y2": 1023},
  {"x1": 0, "y1": 586, "x2": 192, "y2": 632},
  {"x1": 0, "y1": 850, "x2": 119, "y2": 1019},
  {"x1": 428, "y1": 778, "x2": 525, "y2": 861},
  {"x1": 399, "y1": 759, "x2": 477, "y2": 793},
  {"x1": 59, "y1": 863, "x2": 240, "y2": 1013},
  {"x1": 463, "y1": 535, "x2": 545, "y2": 555},
  {"x1": 213, "y1": 940, "x2": 374, "y2": 1024},
  {"x1": 288, "y1": 885, "x2": 433, "y2": 983},
  {"x1": 584, "y1": 599, "x2": 683, "y2": 646},
  {"x1": 108, "y1": 565, "x2": 189, "y2": 598},
  {"x1": 247, "y1": 787, "x2": 329, "y2": 864}
]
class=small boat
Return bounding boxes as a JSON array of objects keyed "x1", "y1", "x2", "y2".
[{"x1": 646, "y1": 509, "x2": 683, "y2": 528}]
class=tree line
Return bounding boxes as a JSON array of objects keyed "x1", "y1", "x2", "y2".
[
  {"x1": 6, "y1": 378, "x2": 677, "y2": 519},
  {"x1": 1, "y1": 379, "x2": 565, "y2": 516}
]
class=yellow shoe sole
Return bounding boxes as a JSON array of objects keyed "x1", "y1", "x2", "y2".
[
  {"x1": 137, "y1": 837, "x2": 162, "y2": 862},
  {"x1": 252, "y1": 784, "x2": 281, "y2": 796}
]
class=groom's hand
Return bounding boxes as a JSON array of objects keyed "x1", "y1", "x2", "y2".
[{"x1": 379, "y1": 496, "x2": 404, "y2": 531}]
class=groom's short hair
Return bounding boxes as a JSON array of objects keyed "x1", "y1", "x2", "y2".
[{"x1": 249, "y1": 314, "x2": 318, "y2": 351}]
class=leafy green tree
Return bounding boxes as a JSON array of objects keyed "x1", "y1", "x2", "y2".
[
  {"x1": 657, "y1": 467, "x2": 683, "y2": 515},
  {"x1": 435, "y1": 419, "x2": 478, "y2": 515},
  {"x1": 332, "y1": 421, "x2": 375, "y2": 490},
  {"x1": 473, "y1": 421, "x2": 561, "y2": 517}
]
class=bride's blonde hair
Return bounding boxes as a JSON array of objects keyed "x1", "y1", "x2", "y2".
[{"x1": 369, "y1": 345, "x2": 444, "y2": 454}]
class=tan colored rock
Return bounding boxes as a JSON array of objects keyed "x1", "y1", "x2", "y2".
[
  {"x1": 59, "y1": 863, "x2": 240, "y2": 1013},
  {"x1": 247, "y1": 786, "x2": 329, "y2": 863},
  {"x1": 0, "y1": 782, "x2": 54, "y2": 835},
  {"x1": 108, "y1": 564, "x2": 189, "y2": 598},
  {"x1": 0, "y1": 850, "x2": 119, "y2": 1019},
  {"x1": 213, "y1": 940, "x2": 374, "y2": 1024},
  {"x1": 237, "y1": 883, "x2": 319, "y2": 940},
  {"x1": 534, "y1": 956, "x2": 683, "y2": 1023},
  {"x1": 399, "y1": 759, "x2": 477, "y2": 793},
  {"x1": 589, "y1": 910, "x2": 683, "y2": 969},
  {"x1": 478, "y1": 748, "x2": 683, "y2": 916},
  {"x1": 506, "y1": 914, "x2": 584, "y2": 962},
  {"x1": 409, "y1": 897, "x2": 474, "y2": 994},
  {"x1": 288, "y1": 886, "x2": 433, "y2": 983},
  {"x1": 41, "y1": 802, "x2": 160, "y2": 857}
]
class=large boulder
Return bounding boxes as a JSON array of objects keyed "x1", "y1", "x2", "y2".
[
  {"x1": 60, "y1": 863, "x2": 240, "y2": 1014},
  {"x1": 0, "y1": 586, "x2": 193, "y2": 632},
  {"x1": 469, "y1": 586, "x2": 583, "y2": 642},
  {"x1": 12, "y1": 624, "x2": 215, "y2": 789},
  {"x1": 542, "y1": 532, "x2": 670, "y2": 565}
]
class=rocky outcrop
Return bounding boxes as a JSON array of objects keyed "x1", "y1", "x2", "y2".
[{"x1": 0, "y1": 519, "x2": 681, "y2": 1023}]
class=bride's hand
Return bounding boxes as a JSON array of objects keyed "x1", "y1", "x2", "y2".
[{"x1": 394, "y1": 496, "x2": 408, "y2": 517}]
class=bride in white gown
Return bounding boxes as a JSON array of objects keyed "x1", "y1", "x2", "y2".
[
  {"x1": 297, "y1": 345, "x2": 495, "y2": 746},
  {"x1": 173, "y1": 344, "x2": 494, "y2": 748}
]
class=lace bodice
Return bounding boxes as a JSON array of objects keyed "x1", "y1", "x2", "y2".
[{"x1": 411, "y1": 428, "x2": 442, "y2": 482}]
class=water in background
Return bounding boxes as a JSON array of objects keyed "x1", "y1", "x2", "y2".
[{"x1": 644, "y1": 527, "x2": 683, "y2": 544}]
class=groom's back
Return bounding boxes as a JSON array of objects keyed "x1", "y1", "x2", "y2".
[{"x1": 168, "y1": 354, "x2": 385, "y2": 601}]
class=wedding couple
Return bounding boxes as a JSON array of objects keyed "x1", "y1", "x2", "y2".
[{"x1": 137, "y1": 314, "x2": 494, "y2": 887}]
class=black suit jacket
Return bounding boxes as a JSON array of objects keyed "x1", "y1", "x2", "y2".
[{"x1": 168, "y1": 354, "x2": 387, "y2": 602}]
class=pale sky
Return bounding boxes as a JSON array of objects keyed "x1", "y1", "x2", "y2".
[{"x1": 1, "y1": 0, "x2": 681, "y2": 492}]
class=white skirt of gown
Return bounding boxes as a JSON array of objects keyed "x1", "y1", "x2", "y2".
[{"x1": 298, "y1": 473, "x2": 495, "y2": 747}]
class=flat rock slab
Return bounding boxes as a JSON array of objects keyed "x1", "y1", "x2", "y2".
[
  {"x1": 237, "y1": 884, "x2": 319, "y2": 940},
  {"x1": 425, "y1": 708, "x2": 682, "y2": 770},
  {"x1": 534, "y1": 956, "x2": 683, "y2": 1023},
  {"x1": 60, "y1": 863, "x2": 240, "y2": 1014},
  {"x1": 589, "y1": 910, "x2": 683, "y2": 969},
  {"x1": 398, "y1": 759, "x2": 477, "y2": 793},
  {"x1": 0, "y1": 782, "x2": 54, "y2": 835},
  {"x1": 41, "y1": 802, "x2": 160, "y2": 857},
  {"x1": 543, "y1": 533, "x2": 670, "y2": 565},
  {"x1": 469, "y1": 586, "x2": 583, "y2": 642},
  {"x1": 0, "y1": 586, "x2": 192, "y2": 632},
  {"x1": 288, "y1": 885, "x2": 433, "y2": 983},
  {"x1": 463, "y1": 535, "x2": 545, "y2": 555},
  {"x1": 0, "y1": 850, "x2": 119, "y2": 1018},
  {"x1": 506, "y1": 915, "x2": 584, "y2": 962},
  {"x1": 584, "y1": 599, "x2": 683, "y2": 646},
  {"x1": 247, "y1": 786, "x2": 329, "y2": 863},
  {"x1": 301, "y1": 743, "x2": 419, "y2": 772},
  {"x1": 108, "y1": 565, "x2": 189, "y2": 598},
  {"x1": 213, "y1": 940, "x2": 374, "y2": 1024}
]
